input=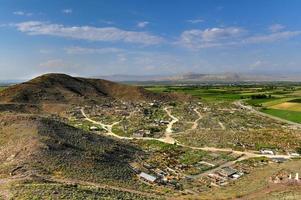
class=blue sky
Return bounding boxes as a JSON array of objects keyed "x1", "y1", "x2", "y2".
[{"x1": 0, "y1": 0, "x2": 301, "y2": 80}]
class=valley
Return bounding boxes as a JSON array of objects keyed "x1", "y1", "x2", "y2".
[{"x1": 1, "y1": 74, "x2": 301, "y2": 199}]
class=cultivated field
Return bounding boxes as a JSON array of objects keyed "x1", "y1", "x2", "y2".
[
  {"x1": 0, "y1": 87, "x2": 6, "y2": 92},
  {"x1": 145, "y1": 84, "x2": 301, "y2": 124}
]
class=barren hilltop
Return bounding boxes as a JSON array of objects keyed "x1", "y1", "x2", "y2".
[
  {"x1": 0, "y1": 73, "x2": 190, "y2": 103},
  {"x1": 0, "y1": 73, "x2": 191, "y2": 114}
]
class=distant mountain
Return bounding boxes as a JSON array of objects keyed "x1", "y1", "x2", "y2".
[
  {"x1": 96, "y1": 74, "x2": 166, "y2": 82},
  {"x1": 164, "y1": 73, "x2": 242, "y2": 82},
  {"x1": 98, "y1": 73, "x2": 301, "y2": 83}
]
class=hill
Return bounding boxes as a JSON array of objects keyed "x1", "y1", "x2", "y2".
[
  {"x1": 0, "y1": 73, "x2": 186, "y2": 106},
  {"x1": 0, "y1": 113, "x2": 160, "y2": 199}
]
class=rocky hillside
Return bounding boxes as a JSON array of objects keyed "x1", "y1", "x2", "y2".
[
  {"x1": 0, "y1": 113, "x2": 152, "y2": 197},
  {"x1": 0, "y1": 73, "x2": 187, "y2": 105}
]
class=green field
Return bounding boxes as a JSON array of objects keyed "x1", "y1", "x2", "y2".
[
  {"x1": 145, "y1": 85, "x2": 301, "y2": 102},
  {"x1": 145, "y1": 85, "x2": 266, "y2": 102},
  {"x1": 145, "y1": 84, "x2": 301, "y2": 124},
  {"x1": 261, "y1": 108, "x2": 301, "y2": 123},
  {"x1": 0, "y1": 87, "x2": 6, "y2": 91}
]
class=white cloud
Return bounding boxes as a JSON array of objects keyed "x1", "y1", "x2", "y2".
[
  {"x1": 179, "y1": 26, "x2": 301, "y2": 49},
  {"x1": 14, "y1": 21, "x2": 164, "y2": 45},
  {"x1": 62, "y1": 9, "x2": 72, "y2": 14},
  {"x1": 179, "y1": 27, "x2": 245, "y2": 49},
  {"x1": 244, "y1": 31, "x2": 301, "y2": 44},
  {"x1": 13, "y1": 11, "x2": 32, "y2": 16},
  {"x1": 65, "y1": 46, "x2": 123, "y2": 54},
  {"x1": 187, "y1": 18, "x2": 204, "y2": 24},
  {"x1": 137, "y1": 21, "x2": 149, "y2": 28},
  {"x1": 269, "y1": 24, "x2": 285, "y2": 32},
  {"x1": 39, "y1": 59, "x2": 68, "y2": 68}
]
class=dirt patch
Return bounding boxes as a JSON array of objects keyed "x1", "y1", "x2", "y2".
[{"x1": 270, "y1": 102, "x2": 301, "y2": 112}]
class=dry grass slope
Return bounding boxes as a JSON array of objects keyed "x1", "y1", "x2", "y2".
[
  {"x1": 0, "y1": 113, "x2": 147, "y2": 190},
  {"x1": 0, "y1": 73, "x2": 190, "y2": 105}
]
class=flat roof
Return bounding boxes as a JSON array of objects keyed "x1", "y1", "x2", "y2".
[{"x1": 139, "y1": 172, "x2": 157, "y2": 182}]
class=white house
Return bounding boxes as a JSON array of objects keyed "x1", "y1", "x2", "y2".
[
  {"x1": 260, "y1": 149, "x2": 275, "y2": 155},
  {"x1": 138, "y1": 172, "x2": 157, "y2": 183}
]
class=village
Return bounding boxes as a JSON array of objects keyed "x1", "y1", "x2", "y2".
[
  {"x1": 65, "y1": 99, "x2": 300, "y2": 194},
  {"x1": 128, "y1": 146, "x2": 298, "y2": 194}
]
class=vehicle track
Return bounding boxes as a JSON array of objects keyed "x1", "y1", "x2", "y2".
[{"x1": 81, "y1": 107, "x2": 292, "y2": 158}]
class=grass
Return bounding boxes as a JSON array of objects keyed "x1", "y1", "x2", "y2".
[
  {"x1": 289, "y1": 98, "x2": 301, "y2": 103},
  {"x1": 261, "y1": 97, "x2": 298, "y2": 107},
  {"x1": 0, "y1": 87, "x2": 5, "y2": 92},
  {"x1": 145, "y1": 86, "x2": 244, "y2": 102},
  {"x1": 0, "y1": 114, "x2": 154, "y2": 194},
  {"x1": 246, "y1": 98, "x2": 277, "y2": 107},
  {"x1": 261, "y1": 108, "x2": 301, "y2": 123},
  {"x1": 145, "y1": 85, "x2": 301, "y2": 103},
  {"x1": 11, "y1": 182, "x2": 160, "y2": 200},
  {"x1": 179, "y1": 150, "x2": 208, "y2": 165},
  {"x1": 146, "y1": 84, "x2": 301, "y2": 124}
]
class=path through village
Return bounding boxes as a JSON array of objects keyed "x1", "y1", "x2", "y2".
[{"x1": 81, "y1": 105, "x2": 294, "y2": 166}]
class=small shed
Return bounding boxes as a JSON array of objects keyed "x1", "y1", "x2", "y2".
[
  {"x1": 133, "y1": 130, "x2": 144, "y2": 137},
  {"x1": 139, "y1": 172, "x2": 157, "y2": 183},
  {"x1": 260, "y1": 149, "x2": 275, "y2": 155},
  {"x1": 272, "y1": 157, "x2": 287, "y2": 163},
  {"x1": 89, "y1": 126, "x2": 100, "y2": 131}
]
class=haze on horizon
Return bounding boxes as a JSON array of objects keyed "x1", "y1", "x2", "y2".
[{"x1": 0, "y1": 0, "x2": 301, "y2": 80}]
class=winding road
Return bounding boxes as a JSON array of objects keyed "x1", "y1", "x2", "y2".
[
  {"x1": 81, "y1": 108, "x2": 128, "y2": 139},
  {"x1": 189, "y1": 108, "x2": 203, "y2": 130},
  {"x1": 81, "y1": 107, "x2": 179, "y2": 144},
  {"x1": 234, "y1": 100, "x2": 301, "y2": 128},
  {"x1": 81, "y1": 106, "x2": 294, "y2": 169},
  {"x1": 162, "y1": 107, "x2": 179, "y2": 144}
]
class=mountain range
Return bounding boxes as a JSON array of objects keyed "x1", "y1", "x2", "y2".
[{"x1": 97, "y1": 73, "x2": 301, "y2": 83}]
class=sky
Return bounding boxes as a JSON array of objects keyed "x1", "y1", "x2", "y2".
[{"x1": 0, "y1": 0, "x2": 301, "y2": 80}]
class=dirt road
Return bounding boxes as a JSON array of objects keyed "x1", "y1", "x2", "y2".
[
  {"x1": 162, "y1": 107, "x2": 178, "y2": 144},
  {"x1": 234, "y1": 100, "x2": 301, "y2": 128},
  {"x1": 81, "y1": 106, "x2": 293, "y2": 161},
  {"x1": 189, "y1": 108, "x2": 203, "y2": 130}
]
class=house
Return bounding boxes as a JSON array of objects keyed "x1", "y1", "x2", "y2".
[
  {"x1": 160, "y1": 120, "x2": 169, "y2": 125},
  {"x1": 133, "y1": 130, "x2": 151, "y2": 137},
  {"x1": 138, "y1": 172, "x2": 158, "y2": 183},
  {"x1": 198, "y1": 161, "x2": 215, "y2": 167},
  {"x1": 289, "y1": 152, "x2": 300, "y2": 157},
  {"x1": 218, "y1": 167, "x2": 238, "y2": 178},
  {"x1": 89, "y1": 126, "x2": 100, "y2": 131},
  {"x1": 272, "y1": 157, "x2": 287, "y2": 163},
  {"x1": 133, "y1": 130, "x2": 144, "y2": 137},
  {"x1": 260, "y1": 149, "x2": 275, "y2": 155},
  {"x1": 231, "y1": 172, "x2": 244, "y2": 179}
]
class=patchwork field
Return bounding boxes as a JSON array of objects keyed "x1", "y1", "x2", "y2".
[
  {"x1": 270, "y1": 102, "x2": 301, "y2": 112},
  {"x1": 262, "y1": 109, "x2": 301, "y2": 123},
  {"x1": 0, "y1": 87, "x2": 6, "y2": 92},
  {"x1": 145, "y1": 84, "x2": 301, "y2": 124}
]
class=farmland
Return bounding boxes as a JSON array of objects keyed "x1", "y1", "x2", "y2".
[
  {"x1": 0, "y1": 87, "x2": 6, "y2": 92},
  {"x1": 262, "y1": 109, "x2": 301, "y2": 123},
  {"x1": 145, "y1": 84, "x2": 301, "y2": 124}
]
